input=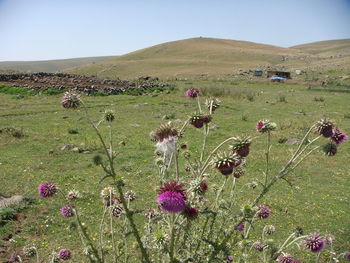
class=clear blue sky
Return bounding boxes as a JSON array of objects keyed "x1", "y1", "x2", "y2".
[{"x1": 1, "y1": 0, "x2": 349, "y2": 61}]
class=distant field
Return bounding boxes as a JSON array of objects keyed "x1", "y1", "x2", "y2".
[
  {"x1": 0, "y1": 80, "x2": 349, "y2": 262},
  {"x1": 0, "y1": 56, "x2": 117, "y2": 73}
]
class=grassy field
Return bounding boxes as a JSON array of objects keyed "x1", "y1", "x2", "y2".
[{"x1": 0, "y1": 80, "x2": 349, "y2": 262}]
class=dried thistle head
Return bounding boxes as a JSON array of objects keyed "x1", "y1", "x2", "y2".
[
  {"x1": 152, "y1": 123, "x2": 178, "y2": 142},
  {"x1": 104, "y1": 110, "x2": 115, "y2": 122},
  {"x1": 189, "y1": 113, "x2": 212, "y2": 128},
  {"x1": 213, "y1": 152, "x2": 242, "y2": 175},
  {"x1": 315, "y1": 119, "x2": 334, "y2": 138},
  {"x1": 230, "y1": 136, "x2": 252, "y2": 157},
  {"x1": 205, "y1": 97, "x2": 221, "y2": 112}
]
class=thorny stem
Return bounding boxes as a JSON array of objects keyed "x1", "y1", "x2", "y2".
[
  {"x1": 214, "y1": 176, "x2": 228, "y2": 209},
  {"x1": 175, "y1": 150, "x2": 180, "y2": 182},
  {"x1": 169, "y1": 213, "x2": 179, "y2": 262},
  {"x1": 196, "y1": 96, "x2": 202, "y2": 113},
  {"x1": 99, "y1": 207, "x2": 108, "y2": 262},
  {"x1": 74, "y1": 208, "x2": 103, "y2": 263},
  {"x1": 82, "y1": 101, "x2": 151, "y2": 263},
  {"x1": 109, "y1": 195, "x2": 117, "y2": 263},
  {"x1": 264, "y1": 131, "x2": 271, "y2": 187},
  {"x1": 200, "y1": 123, "x2": 209, "y2": 162}
]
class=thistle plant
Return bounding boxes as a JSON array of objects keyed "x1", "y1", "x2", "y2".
[{"x1": 19, "y1": 89, "x2": 349, "y2": 263}]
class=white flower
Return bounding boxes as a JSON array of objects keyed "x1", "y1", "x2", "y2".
[{"x1": 156, "y1": 136, "x2": 178, "y2": 155}]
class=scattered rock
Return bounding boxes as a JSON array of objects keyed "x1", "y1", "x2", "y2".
[
  {"x1": 133, "y1": 103, "x2": 148, "y2": 109},
  {"x1": 62, "y1": 116, "x2": 69, "y2": 119},
  {"x1": 284, "y1": 138, "x2": 302, "y2": 145},
  {"x1": 209, "y1": 125, "x2": 220, "y2": 130},
  {"x1": 0, "y1": 195, "x2": 24, "y2": 208},
  {"x1": 119, "y1": 141, "x2": 126, "y2": 146},
  {"x1": 60, "y1": 144, "x2": 76, "y2": 151},
  {"x1": 130, "y1": 124, "x2": 141, "y2": 127},
  {"x1": 72, "y1": 147, "x2": 80, "y2": 152},
  {"x1": 82, "y1": 151, "x2": 90, "y2": 154}
]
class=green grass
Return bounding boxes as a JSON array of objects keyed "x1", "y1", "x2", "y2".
[{"x1": 0, "y1": 80, "x2": 349, "y2": 262}]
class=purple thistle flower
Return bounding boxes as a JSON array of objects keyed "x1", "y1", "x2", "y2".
[
  {"x1": 157, "y1": 191, "x2": 186, "y2": 213},
  {"x1": 183, "y1": 206, "x2": 199, "y2": 219},
  {"x1": 304, "y1": 232, "x2": 326, "y2": 253},
  {"x1": 9, "y1": 253, "x2": 20, "y2": 262},
  {"x1": 344, "y1": 252, "x2": 350, "y2": 261},
  {"x1": 331, "y1": 128, "x2": 348, "y2": 144},
  {"x1": 38, "y1": 182, "x2": 57, "y2": 198},
  {"x1": 235, "y1": 223, "x2": 245, "y2": 232},
  {"x1": 60, "y1": 205, "x2": 74, "y2": 218},
  {"x1": 253, "y1": 241, "x2": 264, "y2": 251},
  {"x1": 185, "y1": 88, "x2": 199, "y2": 98},
  {"x1": 277, "y1": 253, "x2": 300, "y2": 263},
  {"x1": 256, "y1": 204, "x2": 271, "y2": 219},
  {"x1": 226, "y1": 255, "x2": 234, "y2": 261},
  {"x1": 58, "y1": 249, "x2": 72, "y2": 260}
]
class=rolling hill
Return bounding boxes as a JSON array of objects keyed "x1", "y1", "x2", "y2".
[
  {"x1": 0, "y1": 56, "x2": 117, "y2": 73},
  {"x1": 66, "y1": 37, "x2": 306, "y2": 79}
]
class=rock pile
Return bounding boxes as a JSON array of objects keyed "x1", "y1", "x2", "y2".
[{"x1": 0, "y1": 72, "x2": 170, "y2": 95}]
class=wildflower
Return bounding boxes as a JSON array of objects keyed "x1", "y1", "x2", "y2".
[
  {"x1": 304, "y1": 232, "x2": 326, "y2": 253},
  {"x1": 253, "y1": 241, "x2": 264, "y2": 251},
  {"x1": 233, "y1": 167, "x2": 245, "y2": 178},
  {"x1": 256, "y1": 120, "x2": 277, "y2": 133},
  {"x1": 315, "y1": 119, "x2": 334, "y2": 138},
  {"x1": 67, "y1": 190, "x2": 80, "y2": 199},
  {"x1": 213, "y1": 152, "x2": 242, "y2": 175},
  {"x1": 111, "y1": 204, "x2": 123, "y2": 217},
  {"x1": 23, "y1": 246, "x2": 36, "y2": 257},
  {"x1": 263, "y1": 225, "x2": 276, "y2": 235},
  {"x1": 158, "y1": 182, "x2": 186, "y2": 199},
  {"x1": 331, "y1": 128, "x2": 348, "y2": 144},
  {"x1": 277, "y1": 253, "x2": 300, "y2": 263},
  {"x1": 189, "y1": 114, "x2": 211, "y2": 128},
  {"x1": 200, "y1": 181, "x2": 208, "y2": 193},
  {"x1": 104, "y1": 110, "x2": 115, "y2": 122},
  {"x1": 256, "y1": 204, "x2": 271, "y2": 219},
  {"x1": 60, "y1": 205, "x2": 74, "y2": 218},
  {"x1": 58, "y1": 249, "x2": 72, "y2": 260},
  {"x1": 61, "y1": 91, "x2": 81, "y2": 109},
  {"x1": 322, "y1": 142, "x2": 337, "y2": 156},
  {"x1": 144, "y1": 208, "x2": 158, "y2": 219},
  {"x1": 235, "y1": 223, "x2": 245, "y2": 232},
  {"x1": 9, "y1": 253, "x2": 20, "y2": 262},
  {"x1": 205, "y1": 97, "x2": 221, "y2": 112},
  {"x1": 185, "y1": 88, "x2": 199, "y2": 98},
  {"x1": 157, "y1": 192, "x2": 186, "y2": 213},
  {"x1": 230, "y1": 136, "x2": 252, "y2": 157},
  {"x1": 344, "y1": 252, "x2": 350, "y2": 260},
  {"x1": 100, "y1": 186, "x2": 116, "y2": 200},
  {"x1": 38, "y1": 182, "x2": 57, "y2": 198},
  {"x1": 226, "y1": 255, "x2": 234, "y2": 261},
  {"x1": 124, "y1": 190, "x2": 137, "y2": 201},
  {"x1": 152, "y1": 123, "x2": 178, "y2": 142},
  {"x1": 183, "y1": 206, "x2": 199, "y2": 219}
]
